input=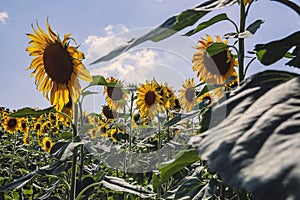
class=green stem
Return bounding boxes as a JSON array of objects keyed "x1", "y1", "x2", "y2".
[
  {"x1": 238, "y1": 1, "x2": 246, "y2": 83},
  {"x1": 78, "y1": 102, "x2": 84, "y2": 182},
  {"x1": 70, "y1": 103, "x2": 79, "y2": 200},
  {"x1": 157, "y1": 118, "x2": 162, "y2": 199}
]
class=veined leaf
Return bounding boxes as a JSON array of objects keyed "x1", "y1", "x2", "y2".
[
  {"x1": 190, "y1": 70, "x2": 300, "y2": 200},
  {"x1": 184, "y1": 13, "x2": 230, "y2": 36},
  {"x1": 152, "y1": 149, "x2": 200, "y2": 188}
]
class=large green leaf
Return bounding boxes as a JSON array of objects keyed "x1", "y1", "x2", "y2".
[
  {"x1": 101, "y1": 176, "x2": 155, "y2": 198},
  {"x1": 190, "y1": 70, "x2": 300, "y2": 200},
  {"x1": 8, "y1": 107, "x2": 56, "y2": 118},
  {"x1": 255, "y1": 31, "x2": 300, "y2": 68},
  {"x1": 184, "y1": 13, "x2": 230, "y2": 36},
  {"x1": 152, "y1": 149, "x2": 200, "y2": 188},
  {"x1": 90, "y1": 0, "x2": 238, "y2": 65}
]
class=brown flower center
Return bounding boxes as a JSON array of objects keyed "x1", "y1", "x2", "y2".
[
  {"x1": 145, "y1": 91, "x2": 156, "y2": 106},
  {"x1": 8, "y1": 118, "x2": 17, "y2": 128},
  {"x1": 107, "y1": 86, "x2": 123, "y2": 101},
  {"x1": 185, "y1": 88, "x2": 195, "y2": 102},
  {"x1": 46, "y1": 141, "x2": 51, "y2": 148},
  {"x1": 35, "y1": 123, "x2": 41, "y2": 131},
  {"x1": 102, "y1": 105, "x2": 116, "y2": 119},
  {"x1": 43, "y1": 43, "x2": 73, "y2": 83},
  {"x1": 203, "y1": 51, "x2": 231, "y2": 75},
  {"x1": 21, "y1": 122, "x2": 27, "y2": 129},
  {"x1": 202, "y1": 96, "x2": 212, "y2": 105}
]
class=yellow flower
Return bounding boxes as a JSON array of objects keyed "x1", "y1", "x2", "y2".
[
  {"x1": 103, "y1": 77, "x2": 127, "y2": 111},
  {"x1": 153, "y1": 80, "x2": 177, "y2": 112},
  {"x1": 198, "y1": 92, "x2": 215, "y2": 107},
  {"x1": 19, "y1": 118, "x2": 29, "y2": 134},
  {"x1": 23, "y1": 133, "x2": 31, "y2": 145},
  {"x1": 136, "y1": 80, "x2": 162, "y2": 118},
  {"x1": 102, "y1": 105, "x2": 118, "y2": 120},
  {"x1": 192, "y1": 35, "x2": 238, "y2": 85},
  {"x1": 34, "y1": 121, "x2": 42, "y2": 133},
  {"x1": 26, "y1": 20, "x2": 92, "y2": 111},
  {"x1": 3, "y1": 116, "x2": 20, "y2": 134},
  {"x1": 42, "y1": 136, "x2": 53, "y2": 153},
  {"x1": 178, "y1": 78, "x2": 198, "y2": 112}
]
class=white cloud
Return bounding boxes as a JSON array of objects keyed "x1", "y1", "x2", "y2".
[{"x1": 0, "y1": 11, "x2": 9, "y2": 24}]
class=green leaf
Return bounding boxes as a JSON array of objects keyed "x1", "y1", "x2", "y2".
[
  {"x1": 8, "y1": 107, "x2": 56, "y2": 118},
  {"x1": 101, "y1": 176, "x2": 155, "y2": 198},
  {"x1": 87, "y1": 75, "x2": 117, "y2": 87},
  {"x1": 0, "y1": 172, "x2": 37, "y2": 192},
  {"x1": 90, "y1": 9, "x2": 209, "y2": 64},
  {"x1": 164, "y1": 100, "x2": 209, "y2": 127},
  {"x1": 59, "y1": 132, "x2": 73, "y2": 140},
  {"x1": 206, "y1": 42, "x2": 229, "y2": 57},
  {"x1": 152, "y1": 149, "x2": 200, "y2": 188},
  {"x1": 254, "y1": 31, "x2": 300, "y2": 68},
  {"x1": 190, "y1": 70, "x2": 300, "y2": 200},
  {"x1": 184, "y1": 13, "x2": 229, "y2": 36}
]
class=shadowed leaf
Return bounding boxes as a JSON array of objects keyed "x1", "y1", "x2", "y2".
[{"x1": 190, "y1": 70, "x2": 300, "y2": 200}]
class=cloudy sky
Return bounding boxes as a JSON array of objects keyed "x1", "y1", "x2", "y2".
[{"x1": 0, "y1": 0, "x2": 299, "y2": 112}]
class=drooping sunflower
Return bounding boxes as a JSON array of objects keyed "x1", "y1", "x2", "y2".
[
  {"x1": 178, "y1": 78, "x2": 198, "y2": 112},
  {"x1": 103, "y1": 77, "x2": 127, "y2": 111},
  {"x1": 136, "y1": 80, "x2": 162, "y2": 118},
  {"x1": 42, "y1": 136, "x2": 53, "y2": 153},
  {"x1": 102, "y1": 105, "x2": 118, "y2": 120},
  {"x1": 192, "y1": 35, "x2": 238, "y2": 85},
  {"x1": 26, "y1": 20, "x2": 92, "y2": 111},
  {"x1": 3, "y1": 116, "x2": 20, "y2": 134}
]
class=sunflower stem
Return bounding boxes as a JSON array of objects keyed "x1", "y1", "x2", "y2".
[
  {"x1": 70, "y1": 103, "x2": 79, "y2": 200},
  {"x1": 78, "y1": 102, "x2": 84, "y2": 182},
  {"x1": 238, "y1": 0, "x2": 246, "y2": 83}
]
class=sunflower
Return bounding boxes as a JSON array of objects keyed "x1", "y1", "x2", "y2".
[
  {"x1": 26, "y1": 20, "x2": 92, "y2": 111},
  {"x1": 42, "y1": 136, "x2": 53, "y2": 153},
  {"x1": 34, "y1": 121, "x2": 42, "y2": 133},
  {"x1": 102, "y1": 105, "x2": 118, "y2": 120},
  {"x1": 153, "y1": 80, "x2": 176, "y2": 112},
  {"x1": 19, "y1": 118, "x2": 29, "y2": 134},
  {"x1": 98, "y1": 122, "x2": 109, "y2": 138},
  {"x1": 3, "y1": 116, "x2": 20, "y2": 134},
  {"x1": 192, "y1": 35, "x2": 238, "y2": 85},
  {"x1": 136, "y1": 80, "x2": 162, "y2": 118},
  {"x1": 198, "y1": 92, "x2": 215, "y2": 107},
  {"x1": 178, "y1": 78, "x2": 198, "y2": 112},
  {"x1": 23, "y1": 133, "x2": 31, "y2": 145},
  {"x1": 104, "y1": 77, "x2": 127, "y2": 111}
]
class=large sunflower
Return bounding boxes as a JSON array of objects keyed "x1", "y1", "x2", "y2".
[
  {"x1": 136, "y1": 80, "x2": 162, "y2": 118},
  {"x1": 103, "y1": 77, "x2": 127, "y2": 111},
  {"x1": 26, "y1": 20, "x2": 92, "y2": 111},
  {"x1": 152, "y1": 80, "x2": 176, "y2": 112},
  {"x1": 192, "y1": 35, "x2": 238, "y2": 85},
  {"x1": 3, "y1": 116, "x2": 20, "y2": 134},
  {"x1": 178, "y1": 78, "x2": 198, "y2": 112}
]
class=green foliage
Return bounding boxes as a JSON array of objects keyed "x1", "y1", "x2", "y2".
[{"x1": 8, "y1": 107, "x2": 56, "y2": 118}]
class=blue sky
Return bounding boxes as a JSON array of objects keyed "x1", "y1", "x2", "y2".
[{"x1": 0, "y1": 0, "x2": 299, "y2": 111}]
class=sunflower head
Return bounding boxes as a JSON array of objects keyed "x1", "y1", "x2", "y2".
[
  {"x1": 104, "y1": 77, "x2": 127, "y2": 111},
  {"x1": 178, "y1": 78, "x2": 198, "y2": 112},
  {"x1": 192, "y1": 35, "x2": 238, "y2": 85},
  {"x1": 136, "y1": 80, "x2": 162, "y2": 118},
  {"x1": 102, "y1": 105, "x2": 118, "y2": 120},
  {"x1": 153, "y1": 80, "x2": 177, "y2": 112},
  {"x1": 26, "y1": 20, "x2": 92, "y2": 111},
  {"x1": 3, "y1": 116, "x2": 20, "y2": 134},
  {"x1": 20, "y1": 118, "x2": 29, "y2": 134},
  {"x1": 42, "y1": 136, "x2": 53, "y2": 153}
]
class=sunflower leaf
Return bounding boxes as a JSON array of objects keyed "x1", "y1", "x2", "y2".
[
  {"x1": 184, "y1": 13, "x2": 230, "y2": 36},
  {"x1": 190, "y1": 70, "x2": 300, "y2": 200},
  {"x1": 82, "y1": 90, "x2": 98, "y2": 97},
  {"x1": 206, "y1": 42, "x2": 229, "y2": 57},
  {"x1": 254, "y1": 31, "x2": 300, "y2": 68},
  {"x1": 152, "y1": 149, "x2": 200, "y2": 188},
  {"x1": 8, "y1": 107, "x2": 56, "y2": 118},
  {"x1": 101, "y1": 176, "x2": 156, "y2": 198}
]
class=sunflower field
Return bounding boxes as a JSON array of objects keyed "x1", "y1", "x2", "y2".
[{"x1": 1, "y1": 0, "x2": 300, "y2": 200}]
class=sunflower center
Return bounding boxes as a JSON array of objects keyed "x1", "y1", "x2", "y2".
[
  {"x1": 203, "y1": 51, "x2": 231, "y2": 75},
  {"x1": 46, "y1": 141, "x2": 51, "y2": 148},
  {"x1": 145, "y1": 91, "x2": 156, "y2": 106},
  {"x1": 43, "y1": 43, "x2": 73, "y2": 83},
  {"x1": 107, "y1": 87, "x2": 123, "y2": 101},
  {"x1": 35, "y1": 124, "x2": 41, "y2": 131},
  {"x1": 102, "y1": 105, "x2": 116, "y2": 119},
  {"x1": 185, "y1": 88, "x2": 195, "y2": 102},
  {"x1": 21, "y1": 122, "x2": 27, "y2": 129},
  {"x1": 8, "y1": 119, "x2": 17, "y2": 128}
]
